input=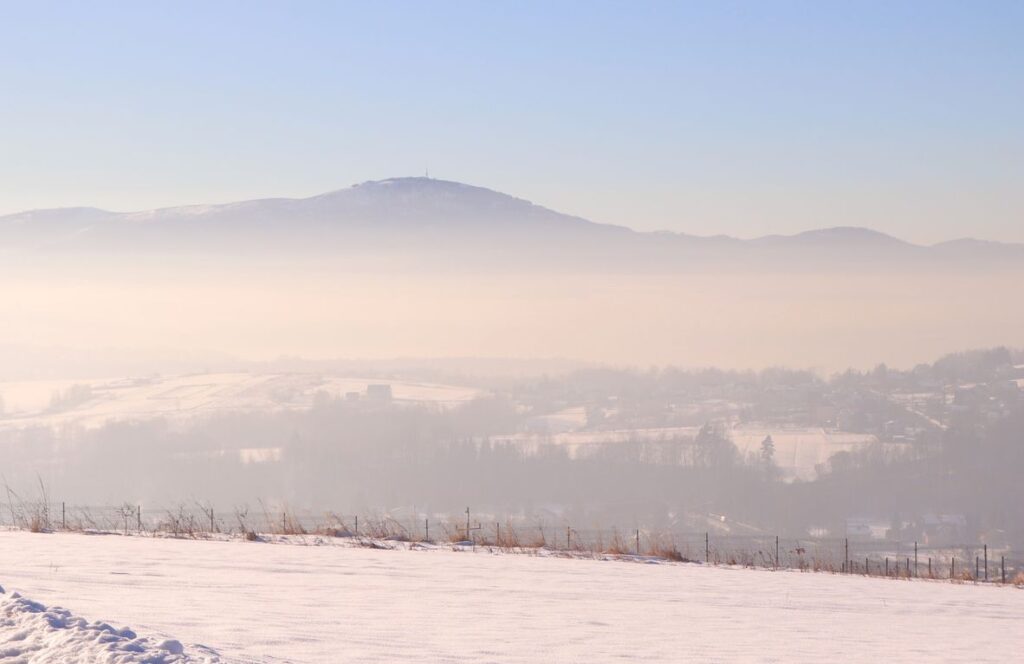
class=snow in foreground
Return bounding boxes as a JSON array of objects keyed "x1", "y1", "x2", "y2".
[
  {"x1": 0, "y1": 586, "x2": 217, "y2": 663},
  {"x1": 0, "y1": 531, "x2": 1021, "y2": 663}
]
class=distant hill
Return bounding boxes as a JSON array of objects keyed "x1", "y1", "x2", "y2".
[{"x1": 2, "y1": 177, "x2": 1021, "y2": 271}]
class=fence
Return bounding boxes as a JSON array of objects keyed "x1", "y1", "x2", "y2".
[{"x1": 2, "y1": 501, "x2": 1021, "y2": 585}]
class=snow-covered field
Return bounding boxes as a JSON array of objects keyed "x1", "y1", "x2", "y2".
[
  {"x1": 0, "y1": 531, "x2": 1020, "y2": 663},
  {"x1": 0, "y1": 373, "x2": 483, "y2": 430},
  {"x1": 0, "y1": 374, "x2": 879, "y2": 481},
  {"x1": 495, "y1": 424, "x2": 878, "y2": 481}
]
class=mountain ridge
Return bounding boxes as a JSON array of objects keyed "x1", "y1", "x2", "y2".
[{"x1": 2, "y1": 177, "x2": 1021, "y2": 269}]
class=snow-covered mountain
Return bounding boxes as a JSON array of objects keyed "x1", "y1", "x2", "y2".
[{"x1": 2, "y1": 177, "x2": 1020, "y2": 270}]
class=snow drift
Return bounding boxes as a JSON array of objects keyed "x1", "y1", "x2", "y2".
[{"x1": 0, "y1": 586, "x2": 218, "y2": 664}]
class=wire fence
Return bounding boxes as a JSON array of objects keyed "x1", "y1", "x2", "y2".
[{"x1": 2, "y1": 501, "x2": 1021, "y2": 585}]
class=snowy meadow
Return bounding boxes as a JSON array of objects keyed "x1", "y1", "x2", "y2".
[{"x1": 1, "y1": 530, "x2": 1021, "y2": 663}]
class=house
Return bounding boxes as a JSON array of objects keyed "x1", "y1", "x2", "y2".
[
  {"x1": 366, "y1": 384, "x2": 393, "y2": 402},
  {"x1": 846, "y1": 516, "x2": 891, "y2": 540},
  {"x1": 921, "y1": 513, "x2": 967, "y2": 544}
]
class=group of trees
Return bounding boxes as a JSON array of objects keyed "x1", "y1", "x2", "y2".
[
  {"x1": 0, "y1": 348, "x2": 1019, "y2": 546},
  {"x1": 0, "y1": 391, "x2": 1015, "y2": 546}
]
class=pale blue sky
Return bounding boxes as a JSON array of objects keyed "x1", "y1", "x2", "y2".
[{"x1": 1, "y1": 1, "x2": 1021, "y2": 242}]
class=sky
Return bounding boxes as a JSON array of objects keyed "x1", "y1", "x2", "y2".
[{"x1": 1, "y1": 1, "x2": 1021, "y2": 243}]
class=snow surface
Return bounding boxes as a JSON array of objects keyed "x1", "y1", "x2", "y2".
[
  {"x1": 0, "y1": 531, "x2": 1020, "y2": 663},
  {"x1": 0, "y1": 586, "x2": 218, "y2": 663},
  {"x1": 728, "y1": 425, "x2": 878, "y2": 480}
]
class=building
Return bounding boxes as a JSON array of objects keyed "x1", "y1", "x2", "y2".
[{"x1": 366, "y1": 384, "x2": 393, "y2": 402}]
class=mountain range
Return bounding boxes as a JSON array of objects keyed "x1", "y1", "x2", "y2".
[{"x1": 3, "y1": 177, "x2": 1021, "y2": 271}]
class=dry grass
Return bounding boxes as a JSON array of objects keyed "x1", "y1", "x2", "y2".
[
  {"x1": 652, "y1": 545, "x2": 686, "y2": 562},
  {"x1": 604, "y1": 529, "x2": 633, "y2": 556},
  {"x1": 644, "y1": 531, "x2": 687, "y2": 562},
  {"x1": 6, "y1": 497, "x2": 1020, "y2": 586},
  {"x1": 161, "y1": 504, "x2": 200, "y2": 538}
]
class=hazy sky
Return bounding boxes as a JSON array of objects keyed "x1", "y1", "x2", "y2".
[{"x1": 2, "y1": 1, "x2": 1021, "y2": 243}]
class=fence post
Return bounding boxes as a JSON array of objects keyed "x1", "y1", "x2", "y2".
[
  {"x1": 928, "y1": 557, "x2": 932, "y2": 578},
  {"x1": 951, "y1": 557, "x2": 955, "y2": 580},
  {"x1": 885, "y1": 557, "x2": 889, "y2": 577},
  {"x1": 61, "y1": 502, "x2": 65, "y2": 530},
  {"x1": 705, "y1": 532, "x2": 709, "y2": 564},
  {"x1": 355, "y1": 515, "x2": 358, "y2": 536},
  {"x1": 425, "y1": 518, "x2": 429, "y2": 542},
  {"x1": 775, "y1": 535, "x2": 779, "y2": 571},
  {"x1": 914, "y1": 542, "x2": 918, "y2": 578},
  {"x1": 984, "y1": 545, "x2": 988, "y2": 582},
  {"x1": 865, "y1": 557, "x2": 869, "y2": 576},
  {"x1": 635, "y1": 529, "x2": 640, "y2": 556},
  {"x1": 1001, "y1": 556, "x2": 1005, "y2": 585},
  {"x1": 845, "y1": 538, "x2": 849, "y2": 574}
]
